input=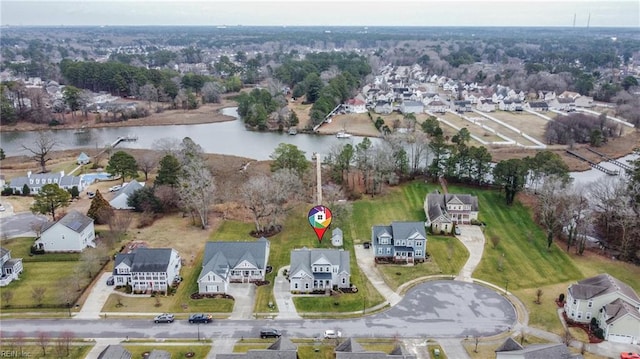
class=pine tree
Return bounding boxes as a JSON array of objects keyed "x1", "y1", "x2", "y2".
[{"x1": 86, "y1": 190, "x2": 113, "y2": 224}]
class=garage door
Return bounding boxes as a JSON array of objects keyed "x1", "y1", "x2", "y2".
[
  {"x1": 206, "y1": 285, "x2": 219, "y2": 293},
  {"x1": 607, "y1": 333, "x2": 634, "y2": 344}
]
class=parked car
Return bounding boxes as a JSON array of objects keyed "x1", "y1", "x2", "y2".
[
  {"x1": 0, "y1": 204, "x2": 5, "y2": 212},
  {"x1": 108, "y1": 185, "x2": 122, "y2": 192},
  {"x1": 323, "y1": 329, "x2": 342, "y2": 339},
  {"x1": 260, "y1": 328, "x2": 281, "y2": 338},
  {"x1": 173, "y1": 275, "x2": 183, "y2": 284},
  {"x1": 621, "y1": 353, "x2": 640, "y2": 359},
  {"x1": 87, "y1": 191, "x2": 96, "y2": 199},
  {"x1": 154, "y1": 313, "x2": 175, "y2": 323},
  {"x1": 188, "y1": 313, "x2": 212, "y2": 324},
  {"x1": 454, "y1": 227, "x2": 461, "y2": 235},
  {"x1": 106, "y1": 276, "x2": 114, "y2": 286}
]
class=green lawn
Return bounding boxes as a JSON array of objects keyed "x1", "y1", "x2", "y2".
[
  {"x1": 444, "y1": 184, "x2": 583, "y2": 290},
  {"x1": 123, "y1": 344, "x2": 211, "y2": 358},
  {"x1": 0, "y1": 342, "x2": 93, "y2": 358}
]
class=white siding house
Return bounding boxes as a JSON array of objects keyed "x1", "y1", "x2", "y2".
[
  {"x1": 289, "y1": 248, "x2": 350, "y2": 293},
  {"x1": 109, "y1": 180, "x2": 144, "y2": 210},
  {"x1": 34, "y1": 211, "x2": 95, "y2": 252},
  {"x1": 113, "y1": 248, "x2": 182, "y2": 293},
  {"x1": 0, "y1": 247, "x2": 23, "y2": 287}
]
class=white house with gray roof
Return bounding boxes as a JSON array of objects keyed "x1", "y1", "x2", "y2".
[
  {"x1": 495, "y1": 337, "x2": 582, "y2": 359},
  {"x1": 34, "y1": 210, "x2": 95, "y2": 252},
  {"x1": 8, "y1": 171, "x2": 85, "y2": 195},
  {"x1": 113, "y1": 247, "x2": 181, "y2": 293},
  {"x1": 198, "y1": 238, "x2": 270, "y2": 294},
  {"x1": 335, "y1": 338, "x2": 416, "y2": 359},
  {"x1": 565, "y1": 273, "x2": 640, "y2": 344},
  {"x1": 109, "y1": 179, "x2": 144, "y2": 210},
  {"x1": 371, "y1": 222, "x2": 427, "y2": 264},
  {"x1": 289, "y1": 248, "x2": 350, "y2": 293},
  {"x1": 424, "y1": 191, "x2": 479, "y2": 234},
  {"x1": 0, "y1": 247, "x2": 23, "y2": 287}
]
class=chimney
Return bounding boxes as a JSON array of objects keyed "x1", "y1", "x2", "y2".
[
  {"x1": 60, "y1": 171, "x2": 65, "y2": 177},
  {"x1": 27, "y1": 171, "x2": 32, "y2": 178}
]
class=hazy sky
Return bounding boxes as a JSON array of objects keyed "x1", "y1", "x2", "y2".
[{"x1": 1, "y1": 0, "x2": 639, "y2": 27}]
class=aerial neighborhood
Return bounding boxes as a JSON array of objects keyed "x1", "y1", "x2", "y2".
[{"x1": 0, "y1": 20, "x2": 639, "y2": 359}]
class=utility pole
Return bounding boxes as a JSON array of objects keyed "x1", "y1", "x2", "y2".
[{"x1": 314, "y1": 152, "x2": 322, "y2": 205}]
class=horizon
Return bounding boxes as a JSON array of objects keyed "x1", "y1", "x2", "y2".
[{"x1": 1, "y1": 1, "x2": 638, "y2": 28}]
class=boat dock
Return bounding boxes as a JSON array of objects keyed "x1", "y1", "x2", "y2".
[
  {"x1": 566, "y1": 150, "x2": 619, "y2": 176},
  {"x1": 110, "y1": 135, "x2": 138, "y2": 148},
  {"x1": 586, "y1": 148, "x2": 632, "y2": 172}
]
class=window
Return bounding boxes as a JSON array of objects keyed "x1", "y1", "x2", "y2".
[
  {"x1": 305, "y1": 283, "x2": 309, "y2": 289},
  {"x1": 416, "y1": 250, "x2": 422, "y2": 256},
  {"x1": 294, "y1": 283, "x2": 298, "y2": 289},
  {"x1": 377, "y1": 248, "x2": 383, "y2": 255},
  {"x1": 588, "y1": 301, "x2": 593, "y2": 308},
  {"x1": 342, "y1": 278, "x2": 346, "y2": 284},
  {"x1": 573, "y1": 299, "x2": 577, "y2": 305},
  {"x1": 386, "y1": 248, "x2": 391, "y2": 254},
  {"x1": 577, "y1": 311, "x2": 582, "y2": 319},
  {"x1": 586, "y1": 312, "x2": 591, "y2": 320},
  {"x1": 417, "y1": 241, "x2": 422, "y2": 247}
]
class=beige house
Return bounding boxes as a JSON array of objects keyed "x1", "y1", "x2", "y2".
[
  {"x1": 424, "y1": 191, "x2": 479, "y2": 234},
  {"x1": 565, "y1": 274, "x2": 640, "y2": 344}
]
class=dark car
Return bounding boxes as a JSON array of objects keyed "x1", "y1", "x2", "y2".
[
  {"x1": 106, "y1": 276, "x2": 114, "y2": 286},
  {"x1": 188, "y1": 313, "x2": 212, "y2": 324},
  {"x1": 154, "y1": 313, "x2": 175, "y2": 323},
  {"x1": 260, "y1": 328, "x2": 281, "y2": 338}
]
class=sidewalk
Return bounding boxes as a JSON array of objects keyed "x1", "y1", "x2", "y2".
[
  {"x1": 353, "y1": 244, "x2": 402, "y2": 306},
  {"x1": 273, "y1": 266, "x2": 301, "y2": 320}
]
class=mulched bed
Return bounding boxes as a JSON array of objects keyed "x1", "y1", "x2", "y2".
[
  {"x1": 250, "y1": 225, "x2": 282, "y2": 238},
  {"x1": 190, "y1": 292, "x2": 234, "y2": 300},
  {"x1": 562, "y1": 311, "x2": 604, "y2": 343}
]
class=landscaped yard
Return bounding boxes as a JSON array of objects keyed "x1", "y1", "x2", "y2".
[
  {"x1": 123, "y1": 343, "x2": 211, "y2": 358},
  {"x1": 0, "y1": 341, "x2": 93, "y2": 358}
]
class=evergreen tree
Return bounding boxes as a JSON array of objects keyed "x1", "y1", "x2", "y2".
[
  {"x1": 87, "y1": 190, "x2": 113, "y2": 224},
  {"x1": 155, "y1": 154, "x2": 181, "y2": 187}
]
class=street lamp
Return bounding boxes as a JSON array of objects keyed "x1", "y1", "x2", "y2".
[
  {"x1": 197, "y1": 323, "x2": 201, "y2": 341},
  {"x1": 67, "y1": 302, "x2": 72, "y2": 317},
  {"x1": 504, "y1": 280, "x2": 509, "y2": 295}
]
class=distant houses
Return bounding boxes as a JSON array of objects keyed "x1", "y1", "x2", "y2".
[
  {"x1": 0, "y1": 247, "x2": 23, "y2": 287},
  {"x1": 8, "y1": 171, "x2": 85, "y2": 195},
  {"x1": 109, "y1": 179, "x2": 144, "y2": 210}
]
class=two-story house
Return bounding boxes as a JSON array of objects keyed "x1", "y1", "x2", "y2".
[
  {"x1": 113, "y1": 247, "x2": 182, "y2": 294},
  {"x1": 0, "y1": 247, "x2": 23, "y2": 287},
  {"x1": 335, "y1": 338, "x2": 416, "y2": 359},
  {"x1": 424, "y1": 191, "x2": 479, "y2": 234},
  {"x1": 565, "y1": 273, "x2": 640, "y2": 344},
  {"x1": 197, "y1": 238, "x2": 270, "y2": 294},
  {"x1": 289, "y1": 248, "x2": 350, "y2": 293},
  {"x1": 34, "y1": 210, "x2": 96, "y2": 252},
  {"x1": 371, "y1": 222, "x2": 427, "y2": 264}
]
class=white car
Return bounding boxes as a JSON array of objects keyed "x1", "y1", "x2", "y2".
[
  {"x1": 0, "y1": 204, "x2": 5, "y2": 212},
  {"x1": 323, "y1": 329, "x2": 342, "y2": 339},
  {"x1": 108, "y1": 185, "x2": 122, "y2": 192}
]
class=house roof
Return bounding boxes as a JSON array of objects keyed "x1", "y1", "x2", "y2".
[
  {"x1": 568, "y1": 273, "x2": 640, "y2": 303},
  {"x1": 425, "y1": 191, "x2": 479, "y2": 223},
  {"x1": 371, "y1": 225, "x2": 393, "y2": 245},
  {"x1": 347, "y1": 98, "x2": 366, "y2": 106},
  {"x1": 98, "y1": 345, "x2": 132, "y2": 359},
  {"x1": 496, "y1": 343, "x2": 582, "y2": 359},
  {"x1": 529, "y1": 101, "x2": 549, "y2": 108},
  {"x1": 495, "y1": 337, "x2": 524, "y2": 352},
  {"x1": 267, "y1": 337, "x2": 297, "y2": 351},
  {"x1": 114, "y1": 248, "x2": 175, "y2": 273},
  {"x1": 42, "y1": 210, "x2": 94, "y2": 234},
  {"x1": 216, "y1": 337, "x2": 297, "y2": 359},
  {"x1": 403, "y1": 100, "x2": 423, "y2": 107},
  {"x1": 0, "y1": 247, "x2": 9, "y2": 258},
  {"x1": 428, "y1": 100, "x2": 446, "y2": 106},
  {"x1": 120, "y1": 180, "x2": 144, "y2": 196},
  {"x1": 603, "y1": 298, "x2": 640, "y2": 324},
  {"x1": 77, "y1": 152, "x2": 90, "y2": 161},
  {"x1": 390, "y1": 221, "x2": 427, "y2": 241},
  {"x1": 200, "y1": 238, "x2": 269, "y2": 281},
  {"x1": 289, "y1": 248, "x2": 350, "y2": 279},
  {"x1": 336, "y1": 338, "x2": 365, "y2": 352}
]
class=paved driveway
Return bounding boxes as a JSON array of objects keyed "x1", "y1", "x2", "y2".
[
  {"x1": 454, "y1": 225, "x2": 485, "y2": 282},
  {"x1": 0, "y1": 211, "x2": 48, "y2": 239}
]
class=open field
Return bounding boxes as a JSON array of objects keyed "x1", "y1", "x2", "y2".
[
  {"x1": 316, "y1": 112, "x2": 381, "y2": 137},
  {"x1": 0, "y1": 342, "x2": 93, "y2": 359},
  {"x1": 437, "y1": 112, "x2": 503, "y2": 143},
  {"x1": 487, "y1": 110, "x2": 551, "y2": 140},
  {"x1": 124, "y1": 344, "x2": 211, "y2": 358}
]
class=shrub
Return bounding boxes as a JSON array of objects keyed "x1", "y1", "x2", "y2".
[
  {"x1": 48, "y1": 119, "x2": 61, "y2": 126},
  {"x1": 1, "y1": 187, "x2": 13, "y2": 196}
]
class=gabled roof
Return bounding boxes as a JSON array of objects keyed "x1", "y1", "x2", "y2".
[
  {"x1": 495, "y1": 337, "x2": 524, "y2": 352},
  {"x1": 200, "y1": 238, "x2": 269, "y2": 281},
  {"x1": 98, "y1": 345, "x2": 132, "y2": 359},
  {"x1": 529, "y1": 101, "x2": 549, "y2": 108},
  {"x1": 402, "y1": 100, "x2": 423, "y2": 107},
  {"x1": 371, "y1": 225, "x2": 392, "y2": 245},
  {"x1": 496, "y1": 343, "x2": 582, "y2": 358},
  {"x1": 0, "y1": 247, "x2": 9, "y2": 258},
  {"x1": 77, "y1": 152, "x2": 90, "y2": 161},
  {"x1": 42, "y1": 210, "x2": 93, "y2": 234},
  {"x1": 267, "y1": 337, "x2": 297, "y2": 351},
  {"x1": 147, "y1": 350, "x2": 170, "y2": 359},
  {"x1": 603, "y1": 298, "x2": 640, "y2": 324},
  {"x1": 120, "y1": 180, "x2": 144, "y2": 196},
  {"x1": 390, "y1": 222, "x2": 426, "y2": 241},
  {"x1": 289, "y1": 248, "x2": 350, "y2": 279},
  {"x1": 568, "y1": 274, "x2": 640, "y2": 303},
  {"x1": 336, "y1": 338, "x2": 365, "y2": 352},
  {"x1": 114, "y1": 248, "x2": 175, "y2": 273}
]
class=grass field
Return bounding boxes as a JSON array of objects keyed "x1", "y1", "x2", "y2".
[
  {"x1": 0, "y1": 343, "x2": 93, "y2": 359},
  {"x1": 437, "y1": 112, "x2": 503, "y2": 144},
  {"x1": 123, "y1": 343, "x2": 211, "y2": 358}
]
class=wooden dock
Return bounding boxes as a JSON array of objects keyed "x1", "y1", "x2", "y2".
[
  {"x1": 566, "y1": 150, "x2": 619, "y2": 176},
  {"x1": 586, "y1": 148, "x2": 632, "y2": 172},
  {"x1": 110, "y1": 135, "x2": 138, "y2": 148}
]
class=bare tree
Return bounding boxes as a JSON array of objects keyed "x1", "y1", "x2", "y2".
[
  {"x1": 558, "y1": 185, "x2": 590, "y2": 252},
  {"x1": 139, "y1": 83, "x2": 158, "y2": 108},
  {"x1": 60, "y1": 331, "x2": 74, "y2": 356},
  {"x1": 13, "y1": 331, "x2": 26, "y2": 355},
  {"x1": 535, "y1": 289, "x2": 543, "y2": 304},
  {"x1": 136, "y1": 152, "x2": 159, "y2": 181},
  {"x1": 37, "y1": 330, "x2": 50, "y2": 355},
  {"x1": 201, "y1": 81, "x2": 223, "y2": 103},
  {"x1": 536, "y1": 176, "x2": 566, "y2": 249},
  {"x1": 31, "y1": 286, "x2": 46, "y2": 306},
  {"x1": 108, "y1": 211, "x2": 133, "y2": 238},
  {"x1": 178, "y1": 160, "x2": 215, "y2": 229},
  {"x1": 474, "y1": 335, "x2": 480, "y2": 353},
  {"x1": 22, "y1": 131, "x2": 58, "y2": 173},
  {"x1": 241, "y1": 175, "x2": 275, "y2": 233}
]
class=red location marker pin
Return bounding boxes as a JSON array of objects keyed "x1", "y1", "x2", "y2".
[{"x1": 307, "y1": 205, "x2": 332, "y2": 242}]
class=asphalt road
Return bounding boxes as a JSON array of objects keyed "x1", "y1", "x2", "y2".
[
  {"x1": 0, "y1": 212, "x2": 48, "y2": 239},
  {"x1": 0, "y1": 281, "x2": 516, "y2": 340}
]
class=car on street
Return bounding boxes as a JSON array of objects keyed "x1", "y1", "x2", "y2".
[
  {"x1": 454, "y1": 227, "x2": 461, "y2": 235},
  {"x1": 154, "y1": 313, "x2": 175, "y2": 323},
  {"x1": 260, "y1": 328, "x2": 281, "y2": 338},
  {"x1": 188, "y1": 313, "x2": 212, "y2": 324},
  {"x1": 0, "y1": 204, "x2": 5, "y2": 212},
  {"x1": 621, "y1": 353, "x2": 640, "y2": 359},
  {"x1": 106, "y1": 276, "x2": 114, "y2": 286},
  {"x1": 323, "y1": 329, "x2": 342, "y2": 339},
  {"x1": 108, "y1": 185, "x2": 122, "y2": 192},
  {"x1": 87, "y1": 191, "x2": 96, "y2": 199}
]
